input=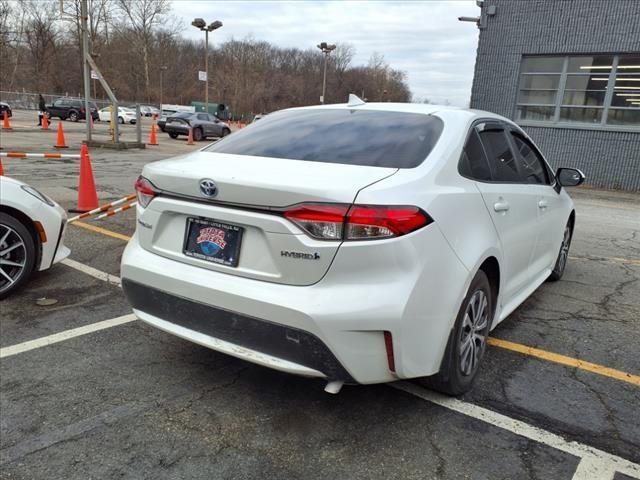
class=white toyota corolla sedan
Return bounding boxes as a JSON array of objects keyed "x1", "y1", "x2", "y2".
[
  {"x1": 121, "y1": 98, "x2": 584, "y2": 395},
  {"x1": 1, "y1": 176, "x2": 70, "y2": 298}
]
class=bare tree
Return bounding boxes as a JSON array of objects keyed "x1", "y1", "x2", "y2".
[{"x1": 115, "y1": 0, "x2": 170, "y2": 101}]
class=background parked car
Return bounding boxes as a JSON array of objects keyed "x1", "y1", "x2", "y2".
[
  {"x1": 0, "y1": 101, "x2": 12, "y2": 118},
  {"x1": 46, "y1": 98, "x2": 98, "y2": 122},
  {"x1": 97, "y1": 106, "x2": 137, "y2": 124},
  {"x1": 164, "y1": 112, "x2": 231, "y2": 141},
  {"x1": 157, "y1": 109, "x2": 176, "y2": 132},
  {"x1": 140, "y1": 105, "x2": 160, "y2": 117}
]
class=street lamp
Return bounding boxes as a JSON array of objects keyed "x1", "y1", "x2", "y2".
[
  {"x1": 159, "y1": 65, "x2": 168, "y2": 109},
  {"x1": 192, "y1": 18, "x2": 223, "y2": 114},
  {"x1": 317, "y1": 42, "x2": 336, "y2": 104}
]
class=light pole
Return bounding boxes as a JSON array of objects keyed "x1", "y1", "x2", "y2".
[
  {"x1": 316, "y1": 42, "x2": 336, "y2": 104},
  {"x1": 159, "y1": 65, "x2": 167, "y2": 108},
  {"x1": 192, "y1": 18, "x2": 223, "y2": 114}
]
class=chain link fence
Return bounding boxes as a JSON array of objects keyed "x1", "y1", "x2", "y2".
[{"x1": 0, "y1": 91, "x2": 131, "y2": 110}]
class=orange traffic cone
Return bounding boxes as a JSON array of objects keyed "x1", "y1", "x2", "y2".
[
  {"x1": 72, "y1": 144, "x2": 99, "y2": 212},
  {"x1": 54, "y1": 121, "x2": 68, "y2": 148},
  {"x1": 187, "y1": 127, "x2": 194, "y2": 145},
  {"x1": 0, "y1": 158, "x2": 4, "y2": 176},
  {"x1": 42, "y1": 113, "x2": 50, "y2": 130},
  {"x1": 2, "y1": 111, "x2": 11, "y2": 130},
  {"x1": 148, "y1": 120, "x2": 158, "y2": 146}
]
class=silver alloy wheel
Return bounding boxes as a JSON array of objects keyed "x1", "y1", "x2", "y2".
[
  {"x1": 557, "y1": 226, "x2": 571, "y2": 273},
  {"x1": 0, "y1": 224, "x2": 27, "y2": 294},
  {"x1": 459, "y1": 290, "x2": 489, "y2": 376}
]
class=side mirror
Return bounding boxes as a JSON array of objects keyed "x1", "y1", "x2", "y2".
[{"x1": 556, "y1": 168, "x2": 585, "y2": 187}]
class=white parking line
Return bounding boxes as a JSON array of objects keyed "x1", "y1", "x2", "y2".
[
  {"x1": 392, "y1": 382, "x2": 640, "y2": 480},
  {"x1": 0, "y1": 314, "x2": 136, "y2": 359},
  {"x1": 61, "y1": 258, "x2": 121, "y2": 287}
]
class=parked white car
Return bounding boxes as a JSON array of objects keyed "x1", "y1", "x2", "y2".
[
  {"x1": 121, "y1": 98, "x2": 584, "y2": 395},
  {"x1": 0, "y1": 176, "x2": 70, "y2": 298},
  {"x1": 97, "y1": 107, "x2": 137, "y2": 124}
]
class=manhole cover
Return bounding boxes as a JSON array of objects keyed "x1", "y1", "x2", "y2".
[{"x1": 36, "y1": 298, "x2": 58, "y2": 306}]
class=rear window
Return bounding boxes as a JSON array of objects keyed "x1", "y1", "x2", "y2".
[{"x1": 204, "y1": 109, "x2": 444, "y2": 168}]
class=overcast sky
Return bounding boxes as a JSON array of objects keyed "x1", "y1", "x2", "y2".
[{"x1": 172, "y1": 0, "x2": 481, "y2": 106}]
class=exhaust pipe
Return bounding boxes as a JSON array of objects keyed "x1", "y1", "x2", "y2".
[{"x1": 324, "y1": 380, "x2": 344, "y2": 394}]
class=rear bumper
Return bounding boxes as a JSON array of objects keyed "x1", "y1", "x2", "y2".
[
  {"x1": 122, "y1": 278, "x2": 354, "y2": 382},
  {"x1": 164, "y1": 124, "x2": 189, "y2": 135}
]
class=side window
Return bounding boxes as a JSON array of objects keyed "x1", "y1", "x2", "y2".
[
  {"x1": 459, "y1": 129, "x2": 492, "y2": 181},
  {"x1": 477, "y1": 129, "x2": 521, "y2": 183},
  {"x1": 53, "y1": 99, "x2": 64, "y2": 107},
  {"x1": 510, "y1": 133, "x2": 549, "y2": 185},
  {"x1": 197, "y1": 113, "x2": 208, "y2": 121}
]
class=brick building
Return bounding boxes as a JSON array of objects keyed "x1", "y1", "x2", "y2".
[{"x1": 469, "y1": 0, "x2": 640, "y2": 190}]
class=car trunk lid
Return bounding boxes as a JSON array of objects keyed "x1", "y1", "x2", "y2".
[{"x1": 137, "y1": 152, "x2": 397, "y2": 285}]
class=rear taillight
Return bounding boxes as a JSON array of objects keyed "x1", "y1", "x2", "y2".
[
  {"x1": 134, "y1": 176, "x2": 157, "y2": 208},
  {"x1": 283, "y1": 203, "x2": 431, "y2": 241}
]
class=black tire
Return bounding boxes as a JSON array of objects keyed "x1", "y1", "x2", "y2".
[
  {"x1": 421, "y1": 270, "x2": 493, "y2": 396},
  {"x1": 118, "y1": 116, "x2": 124, "y2": 124},
  {"x1": 69, "y1": 111, "x2": 79, "y2": 122},
  {"x1": 169, "y1": 132, "x2": 179, "y2": 139},
  {"x1": 0, "y1": 213, "x2": 36, "y2": 299},
  {"x1": 221, "y1": 128, "x2": 231, "y2": 137},
  {"x1": 193, "y1": 127, "x2": 203, "y2": 141},
  {"x1": 159, "y1": 126, "x2": 165, "y2": 132},
  {"x1": 548, "y1": 220, "x2": 573, "y2": 282}
]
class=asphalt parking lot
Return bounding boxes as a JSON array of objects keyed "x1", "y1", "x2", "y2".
[{"x1": 1, "y1": 111, "x2": 639, "y2": 479}]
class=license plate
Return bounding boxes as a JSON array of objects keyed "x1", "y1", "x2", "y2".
[{"x1": 183, "y1": 217, "x2": 243, "y2": 267}]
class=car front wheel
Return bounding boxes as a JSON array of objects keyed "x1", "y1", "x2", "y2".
[
  {"x1": 0, "y1": 213, "x2": 36, "y2": 299},
  {"x1": 193, "y1": 127, "x2": 203, "y2": 141},
  {"x1": 169, "y1": 132, "x2": 179, "y2": 139},
  {"x1": 69, "y1": 111, "x2": 79, "y2": 122},
  {"x1": 421, "y1": 270, "x2": 492, "y2": 396}
]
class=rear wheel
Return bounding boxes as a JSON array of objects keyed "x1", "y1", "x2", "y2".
[
  {"x1": 548, "y1": 221, "x2": 573, "y2": 281},
  {"x1": 421, "y1": 270, "x2": 492, "y2": 396},
  {"x1": 69, "y1": 111, "x2": 79, "y2": 122},
  {"x1": 169, "y1": 132, "x2": 179, "y2": 139},
  {"x1": 221, "y1": 128, "x2": 231, "y2": 137},
  {"x1": 193, "y1": 127, "x2": 203, "y2": 141},
  {"x1": 0, "y1": 213, "x2": 36, "y2": 299}
]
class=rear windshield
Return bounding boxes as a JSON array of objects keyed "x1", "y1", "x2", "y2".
[{"x1": 204, "y1": 109, "x2": 444, "y2": 168}]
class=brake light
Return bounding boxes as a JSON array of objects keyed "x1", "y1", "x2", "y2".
[
  {"x1": 134, "y1": 176, "x2": 157, "y2": 208},
  {"x1": 283, "y1": 203, "x2": 431, "y2": 241}
]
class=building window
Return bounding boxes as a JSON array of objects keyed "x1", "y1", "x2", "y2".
[{"x1": 516, "y1": 54, "x2": 640, "y2": 129}]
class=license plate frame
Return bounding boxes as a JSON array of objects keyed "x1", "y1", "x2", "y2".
[{"x1": 182, "y1": 217, "x2": 243, "y2": 267}]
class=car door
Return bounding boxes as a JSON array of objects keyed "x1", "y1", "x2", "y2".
[
  {"x1": 474, "y1": 122, "x2": 541, "y2": 303},
  {"x1": 507, "y1": 130, "x2": 566, "y2": 276},
  {"x1": 49, "y1": 99, "x2": 65, "y2": 118},
  {"x1": 209, "y1": 114, "x2": 224, "y2": 136},
  {"x1": 196, "y1": 113, "x2": 211, "y2": 136}
]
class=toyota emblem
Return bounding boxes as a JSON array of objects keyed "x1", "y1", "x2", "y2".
[{"x1": 199, "y1": 179, "x2": 218, "y2": 198}]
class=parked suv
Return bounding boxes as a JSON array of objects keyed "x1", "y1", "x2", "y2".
[
  {"x1": 164, "y1": 112, "x2": 231, "y2": 141},
  {"x1": 46, "y1": 98, "x2": 99, "y2": 122}
]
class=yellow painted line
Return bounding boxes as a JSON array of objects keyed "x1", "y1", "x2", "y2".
[
  {"x1": 570, "y1": 255, "x2": 640, "y2": 266},
  {"x1": 71, "y1": 221, "x2": 132, "y2": 242},
  {"x1": 488, "y1": 337, "x2": 640, "y2": 387}
]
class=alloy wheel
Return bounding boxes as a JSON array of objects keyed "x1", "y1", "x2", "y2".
[
  {"x1": 557, "y1": 226, "x2": 571, "y2": 273},
  {"x1": 459, "y1": 290, "x2": 489, "y2": 376},
  {"x1": 0, "y1": 224, "x2": 27, "y2": 294}
]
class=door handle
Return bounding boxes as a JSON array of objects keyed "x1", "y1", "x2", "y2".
[
  {"x1": 538, "y1": 200, "x2": 548, "y2": 209},
  {"x1": 493, "y1": 201, "x2": 510, "y2": 212}
]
